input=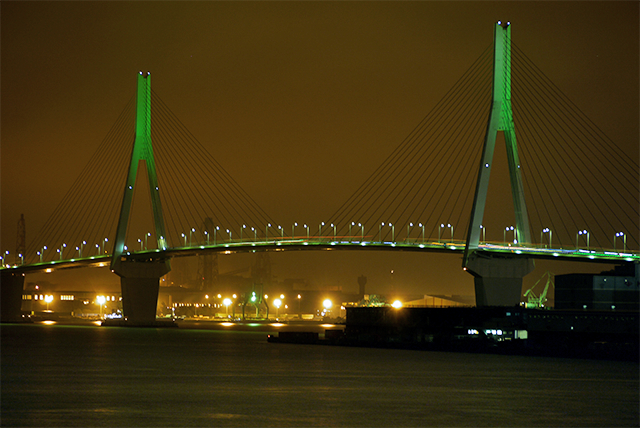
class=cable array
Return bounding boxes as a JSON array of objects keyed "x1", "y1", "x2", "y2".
[
  {"x1": 23, "y1": 39, "x2": 638, "y2": 263},
  {"x1": 26, "y1": 87, "x2": 279, "y2": 262},
  {"x1": 511, "y1": 42, "x2": 639, "y2": 250},
  {"x1": 326, "y1": 45, "x2": 493, "y2": 243},
  {"x1": 25, "y1": 97, "x2": 135, "y2": 264},
  {"x1": 151, "y1": 91, "x2": 277, "y2": 247}
]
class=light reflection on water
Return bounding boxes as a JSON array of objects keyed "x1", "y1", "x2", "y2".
[{"x1": 1, "y1": 323, "x2": 638, "y2": 427}]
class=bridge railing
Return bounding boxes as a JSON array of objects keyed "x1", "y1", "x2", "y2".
[{"x1": 3, "y1": 232, "x2": 638, "y2": 272}]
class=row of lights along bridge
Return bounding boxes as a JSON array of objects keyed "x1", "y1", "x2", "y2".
[{"x1": 1, "y1": 224, "x2": 630, "y2": 267}]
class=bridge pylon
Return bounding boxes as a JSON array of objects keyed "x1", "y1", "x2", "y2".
[
  {"x1": 463, "y1": 22, "x2": 534, "y2": 306},
  {"x1": 0, "y1": 271, "x2": 25, "y2": 322},
  {"x1": 110, "y1": 72, "x2": 171, "y2": 323}
]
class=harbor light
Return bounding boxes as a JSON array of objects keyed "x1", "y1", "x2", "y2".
[
  {"x1": 223, "y1": 298, "x2": 232, "y2": 316},
  {"x1": 274, "y1": 298, "x2": 282, "y2": 317},
  {"x1": 96, "y1": 295, "x2": 106, "y2": 318},
  {"x1": 45, "y1": 294, "x2": 54, "y2": 311}
]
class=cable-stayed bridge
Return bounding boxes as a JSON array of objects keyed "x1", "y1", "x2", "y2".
[{"x1": 2, "y1": 22, "x2": 638, "y2": 323}]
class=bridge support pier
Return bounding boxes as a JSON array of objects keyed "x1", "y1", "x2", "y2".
[
  {"x1": 1, "y1": 271, "x2": 25, "y2": 322},
  {"x1": 115, "y1": 260, "x2": 170, "y2": 325},
  {"x1": 465, "y1": 253, "x2": 534, "y2": 307}
]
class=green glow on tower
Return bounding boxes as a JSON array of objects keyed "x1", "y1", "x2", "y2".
[
  {"x1": 463, "y1": 21, "x2": 532, "y2": 267},
  {"x1": 111, "y1": 72, "x2": 169, "y2": 273}
]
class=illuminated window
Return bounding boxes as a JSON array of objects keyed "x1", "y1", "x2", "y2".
[
  {"x1": 23, "y1": 294, "x2": 32, "y2": 300},
  {"x1": 60, "y1": 295, "x2": 74, "y2": 301}
]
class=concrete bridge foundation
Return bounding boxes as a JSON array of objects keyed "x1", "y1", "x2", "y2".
[
  {"x1": 115, "y1": 260, "x2": 170, "y2": 324},
  {"x1": 1, "y1": 271, "x2": 25, "y2": 322},
  {"x1": 466, "y1": 253, "x2": 534, "y2": 307}
]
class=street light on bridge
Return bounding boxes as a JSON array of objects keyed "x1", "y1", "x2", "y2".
[
  {"x1": 304, "y1": 224, "x2": 309, "y2": 240},
  {"x1": 480, "y1": 225, "x2": 486, "y2": 243},
  {"x1": 407, "y1": 223, "x2": 413, "y2": 243},
  {"x1": 614, "y1": 232, "x2": 626, "y2": 252},
  {"x1": 576, "y1": 230, "x2": 589, "y2": 250},
  {"x1": 439, "y1": 224, "x2": 453, "y2": 243},
  {"x1": 241, "y1": 224, "x2": 246, "y2": 242},
  {"x1": 419, "y1": 223, "x2": 425, "y2": 244},
  {"x1": 541, "y1": 228, "x2": 552, "y2": 248},
  {"x1": 504, "y1": 226, "x2": 516, "y2": 245},
  {"x1": 292, "y1": 222, "x2": 297, "y2": 239},
  {"x1": 318, "y1": 222, "x2": 324, "y2": 241},
  {"x1": 181, "y1": 233, "x2": 186, "y2": 247},
  {"x1": 380, "y1": 223, "x2": 394, "y2": 242},
  {"x1": 190, "y1": 228, "x2": 196, "y2": 246},
  {"x1": 266, "y1": 223, "x2": 271, "y2": 241},
  {"x1": 331, "y1": 223, "x2": 336, "y2": 241}
]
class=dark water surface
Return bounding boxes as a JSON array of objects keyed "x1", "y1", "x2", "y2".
[{"x1": 2, "y1": 322, "x2": 638, "y2": 427}]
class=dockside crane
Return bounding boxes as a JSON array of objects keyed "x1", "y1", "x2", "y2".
[{"x1": 522, "y1": 271, "x2": 554, "y2": 309}]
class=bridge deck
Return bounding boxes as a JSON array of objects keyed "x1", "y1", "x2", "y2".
[{"x1": 3, "y1": 238, "x2": 638, "y2": 274}]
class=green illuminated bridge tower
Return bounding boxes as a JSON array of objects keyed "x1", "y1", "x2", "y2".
[
  {"x1": 110, "y1": 71, "x2": 171, "y2": 324},
  {"x1": 463, "y1": 21, "x2": 535, "y2": 306}
]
